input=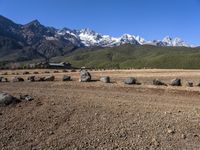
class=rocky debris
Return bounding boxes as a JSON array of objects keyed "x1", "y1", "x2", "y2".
[
  {"x1": 100, "y1": 76, "x2": 110, "y2": 83},
  {"x1": 170, "y1": 78, "x2": 181, "y2": 86},
  {"x1": 44, "y1": 75, "x2": 55, "y2": 81},
  {"x1": 23, "y1": 71, "x2": 30, "y2": 75},
  {"x1": 186, "y1": 81, "x2": 193, "y2": 87},
  {"x1": 153, "y1": 79, "x2": 167, "y2": 86},
  {"x1": 0, "y1": 92, "x2": 16, "y2": 106},
  {"x1": 53, "y1": 71, "x2": 59, "y2": 73},
  {"x1": 197, "y1": 81, "x2": 200, "y2": 87},
  {"x1": 27, "y1": 76, "x2": 35, "y2": 82},
  {"x1": 124, "y1": 77, "x2": 139, "y2": 85},
  {"x1": 0, "y1": 77, "x2": 8, "y2": 82},
  {"x1": 79, "y1": 70, "x2": 91, "y2": 82},
  {"x1": 44, "y1": 71, "x2": 50, "y2": 74},
  {"x1": 12, "y1": 76, "x2": 24, "y2": 82},
  {"x1": 63, "y1": 75, "x2": 71, "y2": 81},
  {"x1": 20, "y1": 94, "x2": 34, "y2": 101}
]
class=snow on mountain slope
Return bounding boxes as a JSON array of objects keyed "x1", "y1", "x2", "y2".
[{"x1": 54, "y1": 27, "x2": 190, "y2": 48}]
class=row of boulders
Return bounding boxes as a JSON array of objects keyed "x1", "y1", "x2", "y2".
[
  {"x1": 27, "y1": 75, "x2": 55, "y2": 82},
  {"x1": 0, "y1": 70, "x2": 199, "y2": 87},
  {"x1": 0, "y1": 92, "x2": 33, "y2": 107},
  {"x1": 0, "y1": 70, "x2": 78, "y2": 76}
]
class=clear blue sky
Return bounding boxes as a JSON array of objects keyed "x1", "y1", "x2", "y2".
[{"x1": 0, "y1": 0, "x2": 200, "y2": 45}]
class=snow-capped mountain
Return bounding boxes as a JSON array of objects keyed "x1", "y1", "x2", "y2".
[
  {"x1": 0, "y1": 15, "x2": 191, "y2": 49},
  {"x1": 54, "y1": 28, "x2": 190, "y2": 47}
]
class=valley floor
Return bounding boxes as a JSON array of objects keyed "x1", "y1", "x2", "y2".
[{"x1": 0, "y1": 69, "x2": 200, "y2": 149}]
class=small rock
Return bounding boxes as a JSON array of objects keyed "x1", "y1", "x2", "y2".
[
  {"x1": 153, "y1": 79, "x2": 167, "y2": 86},
  {"x1": 100, "y1": 76, "x2": 110, "y2": 83},
  {"x1": 23, "y1": 71, "x2": 30, "y2": 75},
  {"x1": 71, "y1": 69, "x2": 77, "y2": 72},
  {"x1": 53, "y1": 70, "x2": 59, "y2": 73},
  {"x1": 20, "y1": 94, "x2": 33, "y2": 101},
  {"x1": 62, "y1": 69, "x2": 68, "y2": 72},
  {"x1": 167, "y1": 129, "x2": 175, "y2": 134},
  {"x1": 186, "y1": 81, "x2": 193, "y2": 87},
  {"x1": 33, "y1": 71, "x2": 39, "y2": 74},
  {"x1": 63, "y1": 75, "x2": 71, "y2": 81},
  {"x1": 170, "y1": 78, "x2": 181, "y2": 86},
  {"x1": 181, "y1": 134, "x2": 186, "y2": 139}
]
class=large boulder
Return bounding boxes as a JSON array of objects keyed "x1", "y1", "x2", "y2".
[
  {"x1": 153, "y1": 79, "x2": 167, "y2": 86},
  {"x1": 63, "y1": 75, "x2": 71, "y2": 81},
  {"x1": 12, "y1": 76, "x2": 24, "y2": 82},
  {"x1": 79, "y1": 70, "x2": 91, "y2": 82},
  {"x1": 124, "y1": 77, "x2": 137, "y2": 85},
  {"x1": 44, "y1": 75, "x2": 55, "y2": 81},
  {"x1": 100, "y1": 76, "x2": 110, "y2": 83},
  {"x1": 0, "y1": 92, "x2": 15, "y2": 106},
  {"x1": 170, "y1": 78, "x2": 181, "y2": 86}
]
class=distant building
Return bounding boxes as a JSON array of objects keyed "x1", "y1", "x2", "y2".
[{"x1": 48, "y1": 62, "x2": 72, "y2": 69}]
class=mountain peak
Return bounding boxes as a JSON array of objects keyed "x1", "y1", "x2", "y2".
[{"x1": 26, "y1": 19, "x2": 41, "y2": 26}]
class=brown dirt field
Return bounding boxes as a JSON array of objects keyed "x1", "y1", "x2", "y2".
[{"x1": 0, "y1": 69, "x2": 200, "y2": 149}]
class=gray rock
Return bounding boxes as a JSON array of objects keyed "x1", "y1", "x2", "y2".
[
  {"x1": 100, "y1": 76, "x2": 110, "y2": 83},
  {"x1": 0, "y1": 92, "x2": 15, "y2": 106},
  {"x1": 44, "y1": 75, "x2": 55, "y2": 81},
  {"x1": 12, "y1": 76, "x2": 24, "y2": 82},
  {"x1": 63, "y1": 75, "x2": 71, "y2": 81},
  {"x1": 153, "y1": 79, "x2": 167, "y2": 86},
  {"x1": 27, "y1": 76, "x2": 35, "y2": 82},
  {"x1": 79, "y1": 70, "x2": 91, "y2": 82},
  {"x1": 186, "y1": 81, "x2": 193, "y2": 87},
  {"x1": 170, "y1": 78, "x2": 181, "y2": 86},
  {"x1": 124, "y1": 77, "x2": 137, "y2": 85}
]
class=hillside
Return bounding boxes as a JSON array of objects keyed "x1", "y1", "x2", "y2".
[{"x1": 58, "y1": 44, "x2": 200, "y2": 69}]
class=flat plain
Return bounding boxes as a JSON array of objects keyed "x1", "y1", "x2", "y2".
[{"x1": 0, "y1": 69, "x2": 200, "y2": 149}]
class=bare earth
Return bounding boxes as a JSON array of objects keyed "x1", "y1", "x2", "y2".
[{"x1": 0, "y1": 69, "x2": 200, "y2": 150}]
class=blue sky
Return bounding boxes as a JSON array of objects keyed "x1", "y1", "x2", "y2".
[{"x1": 0, "y1": 0, "x2": 200, "y2": 45}]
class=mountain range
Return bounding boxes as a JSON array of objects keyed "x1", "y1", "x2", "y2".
[{"x1": 0, "y1": 15, "x2": 197, "y2": 68}]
